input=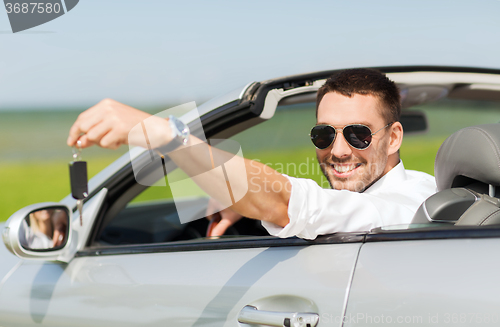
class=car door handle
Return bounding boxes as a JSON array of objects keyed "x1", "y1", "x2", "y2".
[{"x1": 238, "y1": 305, "x2": 319, "y2": 327}]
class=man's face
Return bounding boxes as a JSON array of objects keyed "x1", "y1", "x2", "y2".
[{"x1": 316, "y1": 92, "x2": 392, "y2": 192}]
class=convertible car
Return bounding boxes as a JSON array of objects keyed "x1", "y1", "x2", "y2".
[{"x1": 2, "y1": 66, "x2": 500, "y2": 326}]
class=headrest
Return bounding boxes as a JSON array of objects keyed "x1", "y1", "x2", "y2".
[{"x1": 435, "y1": 124, "x2": 500, "y2": 191}]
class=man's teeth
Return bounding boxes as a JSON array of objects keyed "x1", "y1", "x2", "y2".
[{"x1": 333, "y1": 163, "x2": 361, "y2": 173}]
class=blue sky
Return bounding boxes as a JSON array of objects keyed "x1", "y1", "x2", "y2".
[{"x1": 1, "y1": 0, "x2": 500, "y2": 111}]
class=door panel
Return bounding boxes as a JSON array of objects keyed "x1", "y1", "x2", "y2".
[
  {"x1": 345, "y1": 239, "x2": 500, "y2": 327},
  {"x1": 0, "y1": 243, "x2": 360, "y2": 326}
]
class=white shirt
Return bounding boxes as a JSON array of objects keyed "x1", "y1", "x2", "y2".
[{"x1": 262, "y1": 162, "x2": 437, "y2": 239}]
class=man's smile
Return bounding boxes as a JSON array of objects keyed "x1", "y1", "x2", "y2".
[{"x1": 330, "y1": 163, "x2": 362, "y2": 178}]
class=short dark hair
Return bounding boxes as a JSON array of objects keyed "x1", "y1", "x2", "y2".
[{"x1": 316, "y1": 68, "x2": 401, "y2": 124}]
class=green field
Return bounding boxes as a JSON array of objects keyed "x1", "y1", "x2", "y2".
[
  {"x1": 0, "y1": 110, "x2": 129, "y2": 221},
  {"x1": 1, "y1": 101, "x2": 498, "y2": 222}
]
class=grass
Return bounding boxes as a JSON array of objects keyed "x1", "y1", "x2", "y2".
[
  {"x1": 400, "y1": 137, "x2": 444, "y2": 174},
  {"x1": 0, "y1": 156, "x2": 125, "y2": 221}
]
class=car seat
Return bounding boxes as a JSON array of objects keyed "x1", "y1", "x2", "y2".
[{"x1": 412, "y1": 124, "x2": 500, "y2": 226}]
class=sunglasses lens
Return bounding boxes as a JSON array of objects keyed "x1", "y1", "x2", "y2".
[
  {"x1": 343, "y1": 125, "x2": 372, "y2": 149},
  {"x1": 311, "y1": 125, "x2": 336, "y2": 149}
]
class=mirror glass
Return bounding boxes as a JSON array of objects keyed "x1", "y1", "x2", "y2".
[{"x1": 19, "y1": 207, "x2": 69, "y2": 251}]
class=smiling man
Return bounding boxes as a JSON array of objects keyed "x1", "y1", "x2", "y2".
[
  {"x1": 314, "y1": 70, "x2": 403, "y2": 192},
  {"x1": 259, "y1": 69, "x2": 436, "y2": 239},
  {"x1": 67, "y1": 69, "x2": 436, "y2": 240}
]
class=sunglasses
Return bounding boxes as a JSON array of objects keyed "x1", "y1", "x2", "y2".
[{"x1": 310, "y1": 122, "x2": 394, "y2": 150}]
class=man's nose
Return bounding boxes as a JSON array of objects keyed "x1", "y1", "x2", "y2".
[{"x1": 330, "y1": 131, "x2": 352, "y2": 158}]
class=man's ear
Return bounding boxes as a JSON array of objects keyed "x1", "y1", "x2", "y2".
[{"x1": 387, "y1": 121, "x2": 403, "y2": 156}]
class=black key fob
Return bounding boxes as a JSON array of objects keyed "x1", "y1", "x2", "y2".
[{"x1": 69, "y1": 160, "x2": 88, "y2": 199}]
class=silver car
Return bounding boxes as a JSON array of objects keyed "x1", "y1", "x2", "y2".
[{"x1": 2, "y1": 66, "x2": 500, "y2": 326}]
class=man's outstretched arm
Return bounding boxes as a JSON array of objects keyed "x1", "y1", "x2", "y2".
[{"x1": 67, "y1": 99, "x2": 291, "y2": 227}]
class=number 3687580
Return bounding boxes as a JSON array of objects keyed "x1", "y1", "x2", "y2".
[{"x1": 5, "y1": 2, "x2": 62, "y2": 14}]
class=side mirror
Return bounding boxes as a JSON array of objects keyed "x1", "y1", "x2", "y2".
[{"x1": 2, "y1": 203, "x2": 71, "y2": 260}]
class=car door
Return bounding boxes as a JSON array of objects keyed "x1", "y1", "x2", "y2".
[
  {"x1": 344, "y1": 228, "x2": 500, "y2": 327},
  {"x1": 0, "y1": 234, "x2": 362, "y2": 326}
]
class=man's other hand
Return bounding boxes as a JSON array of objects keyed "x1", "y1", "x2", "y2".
[{"x1": 206, "y1": 198, "x2": 243, "y2": 237}]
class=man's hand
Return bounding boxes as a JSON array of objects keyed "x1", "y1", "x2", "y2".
[
  {"x1": 67, "y1": 99, "x2": 170, "y2": 149},
  {"x1": 205, "y1": 198, "x2": 243, "y2": 237}
]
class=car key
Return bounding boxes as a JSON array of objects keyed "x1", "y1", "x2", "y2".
[{"x1": 69, "y1": 140, "x2": 88, "y2": 226}]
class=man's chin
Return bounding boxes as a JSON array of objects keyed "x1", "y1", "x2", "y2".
[
  {"x1": 322, "y1": 172, "x2": 361, "y2": 192},
  {"x1": 330, "y1": 179, "x2": 364, "y2": 192}
]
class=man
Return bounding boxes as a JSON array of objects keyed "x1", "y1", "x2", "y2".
[{"x1": 67, "y1": 69, "x2": 436, "y2": 240}]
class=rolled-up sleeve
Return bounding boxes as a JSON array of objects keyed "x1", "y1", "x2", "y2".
[{"x1": 262, "y1": 176, "x2": 383, "y2": 239}]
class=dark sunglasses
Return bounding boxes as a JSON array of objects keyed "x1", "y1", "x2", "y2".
[{"x1": 310, "y1": 122, "x2": 394, "y2": 150}]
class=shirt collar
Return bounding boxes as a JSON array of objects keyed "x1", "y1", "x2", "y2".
[{"x1": 363, "y1": 161, "x2": 406, "y2": 194}]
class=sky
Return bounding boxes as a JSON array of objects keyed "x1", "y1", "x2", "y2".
[{"x1": 1, "y1": 0, "x2": 500, "y2": 111}]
